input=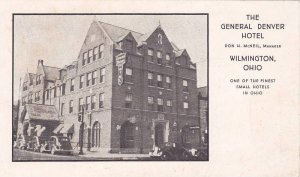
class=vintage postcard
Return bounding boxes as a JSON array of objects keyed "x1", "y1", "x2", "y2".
[
  {"x1": 12, "y1": 14, "x2": 208, "y2": 161},
  {"x1": 0, "y1": 1, "x2": 299, "y2": 177}
]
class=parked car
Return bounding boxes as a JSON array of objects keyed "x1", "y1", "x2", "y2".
[
  {"x1": 149, "y1": 125, "x2": 207, "y2": 160},
  {"x1": 150, "y1": 142, "x2": 201, "y2": 160},
  {"x1": 14, "y1": 135, "x2": 31, "y2": 150},
  {"x1": 26, "y1": 136, "x2": 47, "y2": 152},
  {"x1": 40, "y1": 136, "x2": 73, "y2": 155}
]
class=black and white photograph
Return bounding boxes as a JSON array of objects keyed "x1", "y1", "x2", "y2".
[{"x1": 12, "y1": 14, "x2": 208, "y2": 161}]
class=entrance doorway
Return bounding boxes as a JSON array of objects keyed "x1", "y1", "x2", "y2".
[
  {"x1": 120, "y1": 121, "x2": 136, "y2": 148},
  {"x1": 155, "y1": 123, "x2": 166, "y2": 147}
]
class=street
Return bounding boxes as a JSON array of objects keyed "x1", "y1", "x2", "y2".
[{"x1": 13, "y1": 148, "x2": 151, "y2": 161}]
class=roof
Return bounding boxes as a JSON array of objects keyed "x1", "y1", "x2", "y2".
[
  {"x1": 28, "y1": 73, "x2": 36, "y2": 83},
  {"x1": 174, "y1": 49, "x2": 185, "y2": 57},
  {"x1": 99, "y1": 21, "x2": 143, "y2": 43},
  {"x1": 23, "y1": 104, "x2": 61, "y2": 122},
  {"x1": 43, "y1": 65, "x2": 61, "y2": 81},
  {"x1": 198, "y1": 86, "x2": 207, "y2": 98}
]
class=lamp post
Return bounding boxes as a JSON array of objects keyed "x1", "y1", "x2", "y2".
[{"x1": 79, "y1": 104, "x2": 85, "y2": 155}]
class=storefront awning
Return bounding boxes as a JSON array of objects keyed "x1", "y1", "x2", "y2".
[
  {"x1": 53, "y1": 123, "x2": 74, "y2": 134},
  {"x1": 53, "y1": 124, "x2": 64, "y2": 134},
  {"x1": 60, "y1": 124, "x2": 74, "y2": 134}
]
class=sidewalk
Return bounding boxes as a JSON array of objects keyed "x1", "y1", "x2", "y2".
[{"x1": 74, "y1": 149, "x2": 150, "y2": 160}]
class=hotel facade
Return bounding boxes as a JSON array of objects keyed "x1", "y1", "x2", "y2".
[{"x1": 18, "y1": 19, "x2": 201, "y2": 153}]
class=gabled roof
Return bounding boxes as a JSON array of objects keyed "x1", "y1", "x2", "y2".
[
  {"x1": 43, "y1": 65, "x2": 61, "y2": 81},
  {"x1": 174, "y1": 49, "x2": 185, "y2": 57},
  {"x1": 28, "y1": 73, "x2": 36, "y2": 83},
  {"x1": 98, "y1": 21, "x2": 143, "y2": 43}
]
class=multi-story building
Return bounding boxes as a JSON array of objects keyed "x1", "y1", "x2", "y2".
[
  {"x1": 18, "y1": 19, "x2": 200, "y2": 153},
  {"x1": 198, "y1": 86, "x2": 208, "y2": 147}
]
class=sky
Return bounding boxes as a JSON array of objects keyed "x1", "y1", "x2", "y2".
[{"x1": 14, "y1": 15, "x2": 207, "y2": 100}]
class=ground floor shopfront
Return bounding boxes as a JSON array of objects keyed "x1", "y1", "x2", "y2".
[{"x1": 66, "y1": 108, "x2": 200, "y2": 154}]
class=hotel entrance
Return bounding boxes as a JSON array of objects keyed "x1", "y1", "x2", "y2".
[{"x1": 154, "y1": 121, "x2": 169, "y2": 147}]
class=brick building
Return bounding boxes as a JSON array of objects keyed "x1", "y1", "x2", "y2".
[
  {"x1": 198, "y1": 86, "x2": 208, "y2": 147},
  {"x1": 18, "y1": 19, "x2": 201, "y2": 153}
]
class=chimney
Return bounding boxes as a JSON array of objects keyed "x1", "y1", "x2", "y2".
[
  {"x1": 38, "y1": 59, "x2": 44, "y2": 66},
  {"x1": 40, "y1": 60, "x2": 44, "y2": 66}
]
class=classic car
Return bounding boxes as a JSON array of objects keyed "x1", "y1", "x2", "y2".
[{"x1": 40, "y1": 136, "x2": 73, "y2": 155}]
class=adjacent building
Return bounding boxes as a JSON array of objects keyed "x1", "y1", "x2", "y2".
[{"x1": 18, "y1": 19, "x2": 202, "y2": 153}]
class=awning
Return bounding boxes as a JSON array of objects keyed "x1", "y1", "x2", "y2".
[
  {"x1": 60, "y1": 124, "x2": 74, "y2": 134},
  {"x1": 53, "y1": 124, "x2": 64, "y2": 134}
]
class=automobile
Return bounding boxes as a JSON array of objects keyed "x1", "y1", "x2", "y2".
[
  {"x1": 149, "y1": 142, "x2": 200, "y2": 160},
  {"x1": 14, "y1": 135, "x2": 31, "y2": 150},
  {"x1": 149, "y1": 125, "x2": 207, "y2": 160},
  {"x1": 26, "y1": 136, "x2": 48, "y2": 152},
  {"x1": 40, "y1": 136, "x2": 73, "y2": 155}
]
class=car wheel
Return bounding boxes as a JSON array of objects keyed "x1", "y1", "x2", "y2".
[
  {"x1": 161, "y1": 152, "x2": 173, "y2": 160},
  {"x1": 182, "y1": 151, "x2": 191, "y2": 160},
  {"x1": 51, "y1": 147, "x2": 56, "y2": 155}
]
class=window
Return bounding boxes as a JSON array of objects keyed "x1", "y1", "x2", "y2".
[
  {"x1": 125, "y1": 68, "x2": 133, "y2": 83},
  {"x1": 80, "y1": 75, "x2": 84, "y2": 88},
  {"x1": 93, "y1": 46, "x2": 99, "y2": 61},
  {"x1": 22, "y1": 97, "x2": 25, "y2": 106},
  {"x1": 166, "y1": 54, "x2": 171, "y2": 66},
  {"x1": 53, "y1": 87, "x2": 57, "y2": 97},
  {"x1": 148, "y1": 48, "x2": 154, "y2": 62},
  {"x1": 148, "y1": 72, "x2": 154, "y2": 86},
  {"x1": 157, "y1": 98, "x2": 164, "y2": 112},
  {"x1": 92, "y1": 70, "x2": 97, "y2": 85},
  {"x1": 35, "y1": 92, "x2": 40, "y2": 102},
  {"x1": 60, "y1": 103, "x2": 64, "y2": 116},
  {"x1": 46, "y1": 90, "x2": 49, "y2": 100},
  {"x1": 158, "y1": 34, "x2": 163, "y2": 44},
  {"x1": 61, "y1": 84, "x2": 66, "y2": 95},
  {"x1": 56, "y1": 86, "x2": 61, "y2": 97},
  {"x1": 91, "y1": 95, "x2": 96, "y2": 110},
  {"x1": 86, "y1": 96, "x2": 91, "y2": 110},
  {"x1": 100, "y1": 67, "x2": 106, "y2": 83},
  {"x1": 79, "y1": 98, "x2": 83, "y2": 112},
  {"x1": 99, "y1": 93, "x2": 104, "y2": 108},
  {"x1": 126, "y1": 40, "x2": 133, "y2": 52},
  {"x1": 166, "y1": 76, "x2": 171, "y2": 89},
  {"x1": 99, "y1": 44, "x2": 104, "y2": 59},
  {"x1": 183, "y1": 79, "x2": 188, "y2": 92},
  {"x1": 157, "y1": 51, "x2": 162, "y2": 64},
  {"x1": 28, "y1": 94, "x2": 32, "y2": 104},
  {"x1": 82, "y1": 52, "x2": 87, "y2": 66},
  {"x1": 157, "y1": 74, "x2": 163, "y2": 87},
  {"x1": 183, "y1": 102, "x2": 189, "y2": 109},
  {"x1": 148, "y1": 96, "x2": 154, "y2": 105},
  {"x1": 70, "y1": 79, "x2": 74, "y2": 92},
  {"x1": 167, "y1": 100, "x2": 172, "y2": 107},
  {"x1": 125, "y1": 93, "x2": 132, "y2": 108},
  {"x1": 87, "y1": 72, "x2": 92, "y2": 87},
  {"x1": 69, "y1": 100, "x2": 73, "y2": 113},
  {"x1": 88, "y1": 49, "x2": 93, "y2": 64},
  {"x1": 148, "y1": 96, "x2": 154, "y2": 110},
  {"x1": 36, "y1": 75, "x2": 42, "y2": 85},
  {"x1": 126, "y1": 68, "x2": 132, "y2": 76},
  {"x1": 23, "y1": 82, "x2": 27, "y2": 91}
]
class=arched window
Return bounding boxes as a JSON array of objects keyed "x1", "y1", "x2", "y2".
[
  {"x1": 158, "y1": 34, "x2": 162, "y2": 45},
  {"x1": 92, "y1": 122, "x2": 101, "y2": 148}
]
